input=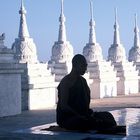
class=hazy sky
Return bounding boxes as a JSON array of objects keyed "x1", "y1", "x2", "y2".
[{"x1": 0, "y1": 0, "x2": 140, "y2": 62}]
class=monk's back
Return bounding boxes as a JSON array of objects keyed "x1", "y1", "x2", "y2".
[{"x1": 56, "y1": 75, "x2": 90, "y2": 124}]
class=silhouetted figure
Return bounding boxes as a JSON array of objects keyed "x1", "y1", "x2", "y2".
[{"x1": 56, "y1": 54, "x2": 125, "y2": 133}]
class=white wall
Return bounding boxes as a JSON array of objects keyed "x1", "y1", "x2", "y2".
[{"x1": 0, "y1": 71, "x2": 22, "y2": 117}]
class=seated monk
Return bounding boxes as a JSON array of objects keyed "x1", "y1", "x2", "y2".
[{"x1": 56, "y1": 54, "x2": 125, "y2": 133}]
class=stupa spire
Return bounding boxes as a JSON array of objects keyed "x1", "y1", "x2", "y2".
[
  {"x1": 89, "y1": 0, "x2": 96, "y2": 44},
  {"x1": 134, "y1": 13, "x2": 140, "y2": 47},
  {"x1": 128, "y1": 14, "x2": 140, "y2": 62},
  {"x1": 61, "y1": 0, "x2": 64, "y2": 15},
  {"x1": 12, "y1": 0, "x2": 38, "y2": 63},
  {"x1": 113, "y1": 8, "x2": 121, "y2": 45},
  {"x1": 50, "y1": 0, "x2": 73, "y2": 63},
  {"x1": 58, "y1": 0, "x2": 66, "y2": 42},
  {"x1": 90, "y1": 0, "x2": 93, "y2": 19},
  {"x1": 83, "y1": 0, "x2": 103, "y2": 62},
  {"x1": 108, "y1": 8, "x2": 126, "y2": 62},
  {"x1": 18, "y1": 0, "x2": 30, "y2": 39}
]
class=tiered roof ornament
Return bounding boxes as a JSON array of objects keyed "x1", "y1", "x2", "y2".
[
  {"x1": 50, "y1": 0, "x2": 73, "y2": 63},
  {"x1": 129, "y1": 14, "x2": 140, "y2": 62},
  {"x1": 58, "y1": 0, "x2": 66, "y2": 42},
  {"x1": 83, "y1": 0, "x2": 103, "y2": 62},
  {"x1": 18, "y1": 0, "x2": 30, "y2": 39},
  {"x1": 108, "y1": 8, "x2": 126, "y2": 62},
  {"x1": 12, "y1": 0, "x2": 38, "y2": 63}
]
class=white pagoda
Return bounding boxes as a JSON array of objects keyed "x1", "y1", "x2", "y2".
[
  {"x1": 108, "y1": 9, "x2": 139, "y2": 95},
  {"x1": 129, "y1": 14, "x2": 140, "y2": 62},
  {"x1": 48, "y1": 0, "x2": 74, "y2": 82},
  {"x1": 12, "y1": 0, "x2": 38, "y2": 64},
  {"x1": 129, "y1": 14, "x2": 140, "y2": 91},
  {"x1": 83, "y1": 1, "x2": 103, "y2": 62},
  {"x1": 12, "y1": 0, "x2": 56, "y2": 110},
  {"x1": 83, "y1": 1, "x2": 117, "y2": 99},
  {"x1": 108, "y1": 9, "x2": 126, "y2": 62}
]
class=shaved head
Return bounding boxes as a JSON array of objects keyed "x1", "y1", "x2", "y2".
[
  {"x1": 71, "y1": 54, "x2": 87, "y2": 75},
  {"x1": 72, "y1": 54, "x2": 87, "y2": 67}
]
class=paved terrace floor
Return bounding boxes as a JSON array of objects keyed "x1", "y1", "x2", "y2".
[{"x1": 0, "y1": 93, "x2": 140, "y2": 140}]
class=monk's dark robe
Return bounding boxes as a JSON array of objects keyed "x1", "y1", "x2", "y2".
[{"x1": 56, "y1": 76, "x2": 117, "y2": 131}]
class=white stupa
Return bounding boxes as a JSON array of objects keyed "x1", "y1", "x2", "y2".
[
  {"x1": 83, "y1": 1, "x2": 117, "y2": 99},
  {"x1": 50, "y1": 0, "x2": 73, "y2": 63},
  {"x1": 49, "y1": 0, "x2": 74, "y2": 82},
  {"x1": 129, "y1": 14, "x2": 140, "y2": 92},
  {"x1": 83, "y1": 1, "x2": 103, "y2": 62},
  {"x1": 129, "y1": 14, "x2": 140, "y2": 62},
  {"x1": 108, "y1": 9, "x2": 126, "y2": 62},
  {"x1": 12, "y1": 0, "x2": 38, "y2": 64},
  {"x1": 108, "y1": 9, "x2": 139, "y2": 95},
  {"x1": 11, "y1": 0, "x2": 56, "y2": 110}
]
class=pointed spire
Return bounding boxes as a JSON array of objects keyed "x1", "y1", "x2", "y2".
[
  {"x1": 135, "y1": 13, "x2": 137, "y2": 27},
  {"x1": 61, "y1": 0, "x2": 64, "y2": 15},
  {"x1": 108, "y1": 8, "x2": 126, "y2": 62},
  {"x1": 58, "y1": 0, "x2": 67, "y2": 42},
  {"x1": 113, "y1": 8, "x2": 121, "y2": 45},
  {"x1": 134, "y1": 13, "x2": 140, "y2": 47},
  {"x1": 12, "y1": 0, "x2": 38, "y2": 63},
  {"x1": 89, "y1": 0, "x2": 96, "y2": 44},
  {"x1": 90, "y1": 0, "x2": 93, "y2": 21},
  {"x1": 115, "y1": 8, "x2": 117, "y2": 25},
  {"x1": 21, "y1": 0, "x2": 24, "y2": 11},
  {"x1": 83, "y1": 0, "x2": 103, "y2": 62},
  {"x1": 18, "y1": 0, "x2": 30, "y2": 39}
]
